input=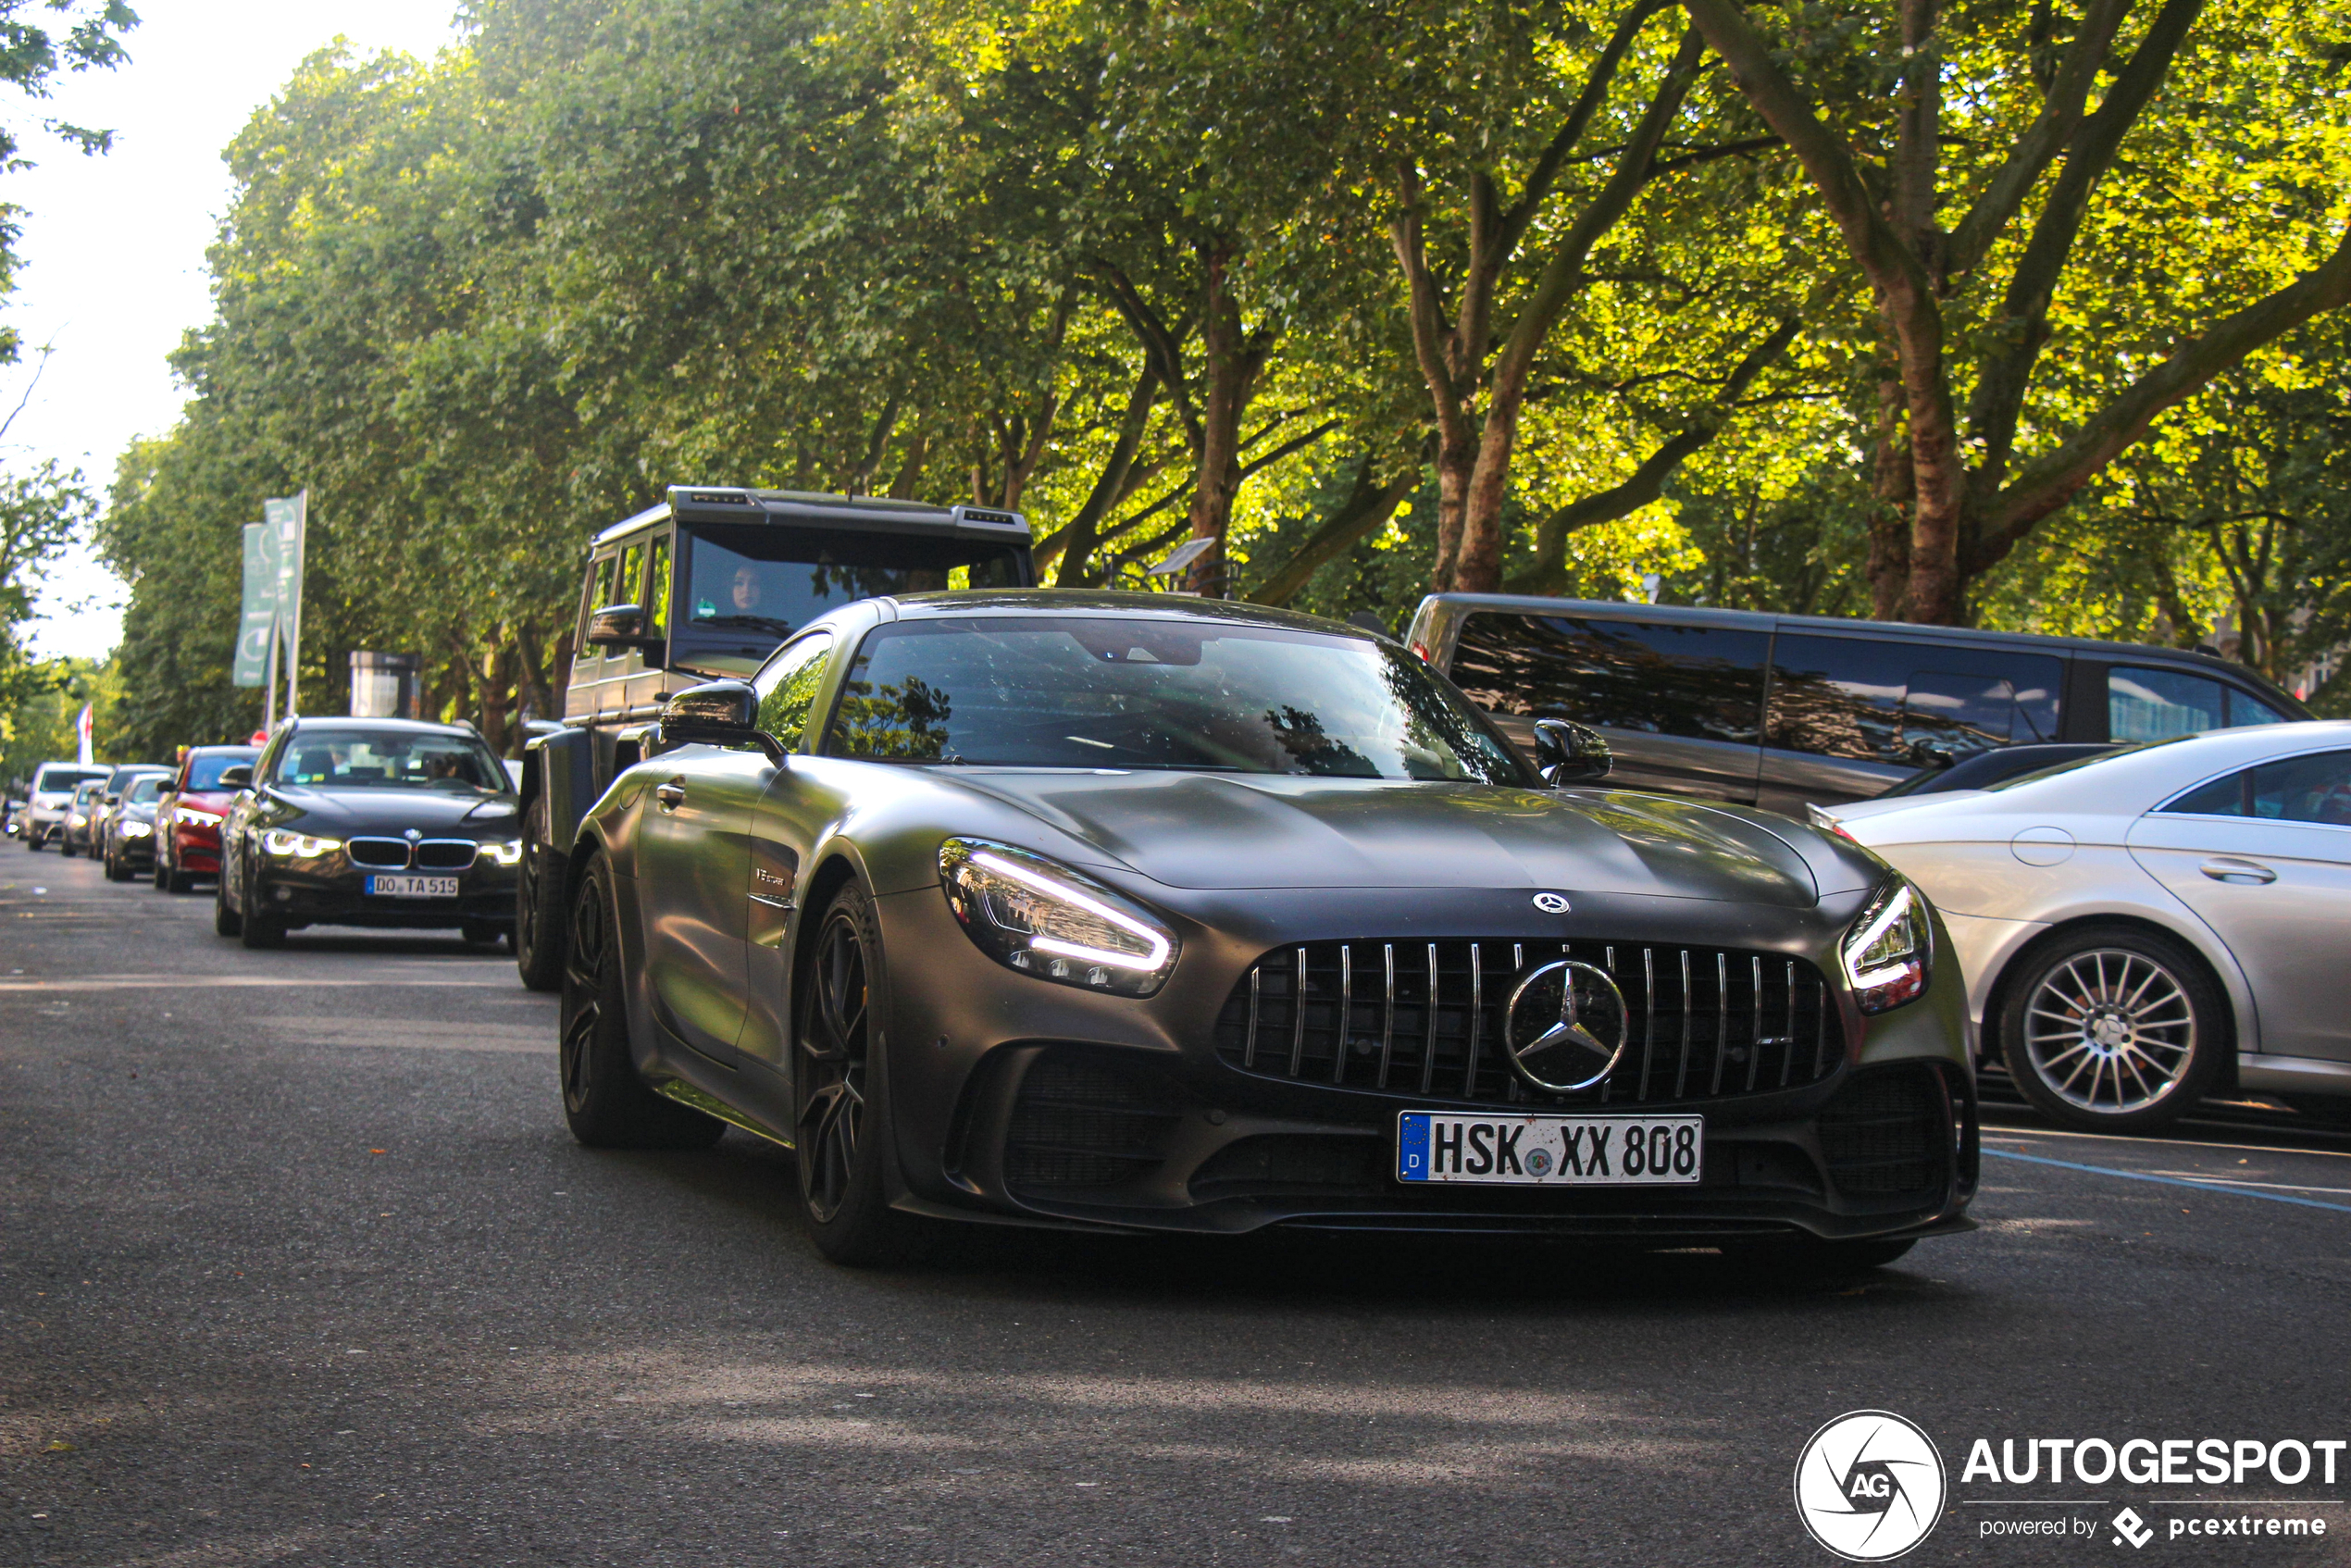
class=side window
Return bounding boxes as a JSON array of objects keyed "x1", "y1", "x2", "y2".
[
  {"x1": 753, "y1": 634, "x2": 834, "y2": 752},
  {"x1": 616, "y1": 541, "x2": 647, "y2": 612},
  {"x1": 2227, "y1": 689, "x2": 2291, "y2": 728},
  {"x1": 580, "y1": 553, "x2": 616, "y2": 645},
  {"x1": 2109, "y1": 666, "x2": 2226, "y2": 741},
  {"x1": 2164, "y1": 750, "x2": 2351, "y2": 826},
  {"x1": 1769, "y1": 637, "x2": 2060, "y2": 763},
  {"x1": 643, "y1": 534, "x2": 672, "y2": 637},
  {"x1": 1447, "y1": 613, "x2": 1767, "y2": 744}
]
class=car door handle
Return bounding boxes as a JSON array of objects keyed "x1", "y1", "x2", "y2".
[
  {"x1": 2200, "y1": 857, "x2": 2278, "y2": 885},
  {"x1": 653, "y1": 780, "x2": 687, "y2": 812}
]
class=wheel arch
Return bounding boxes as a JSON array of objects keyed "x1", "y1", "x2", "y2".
[{"x1": 1981, "y1": 911, "x2": 2245, "y2": 1093}]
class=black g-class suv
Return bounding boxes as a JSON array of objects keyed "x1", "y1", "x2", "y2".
[{"x1": 515, "y1": 485, "x2": 1036, "y2": 988}]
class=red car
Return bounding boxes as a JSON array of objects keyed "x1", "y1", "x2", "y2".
[{"x1": 155, "y1": 745, "x2": 261, "y2": 892}]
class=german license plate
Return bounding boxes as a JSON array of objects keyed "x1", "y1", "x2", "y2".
[
  {"x1": 1396, "y1": 1112, "x2": 1703, "y2": 1186},
  {"x1": 366, "y1": 874, "x2": 458, "y2": 898}
]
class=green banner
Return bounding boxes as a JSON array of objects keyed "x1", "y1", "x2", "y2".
[{"x1": 232, "y1": 522, "x2": 279, "y2": 688}]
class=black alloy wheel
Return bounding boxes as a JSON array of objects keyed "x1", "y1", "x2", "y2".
[
  {"x1": 556, "y1": 854, "x2": 725, "y2": 1150},
  {"x1": 792, "y1": 881, "x2": 917, "y2": 1266},
  {"x1": 1998, "y1": 924, "x2": 2222, "y2": 1134},
  {"x1": 513, "y1": 795, "x2": 565, "y2": 992},
  {"x1": 58, "y1": 831, "x2": 77, "y2": 858},
  {"x1": 152, "y1": 846, "x2": 169, "y2": 888}
]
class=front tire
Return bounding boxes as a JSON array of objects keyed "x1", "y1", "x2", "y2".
[
  {"x1": 513, "y1": 795, "x2": 566, "y2": 992},
  {"x1": 238, "y1": 865, "x2": 284, "y2": 949},
  {"x1": 557, "y1": 854, "x2": 725, "y2": 1150},
  {"x1": 1999, "y1": 925, "x2": 2222, "y2": 1134},
  {"x1": 794, "y1": 881, "x2": 920, "y2": 1266},
  {"x1": 213, "y1": 871, "x2": 243, "y2": 938}
]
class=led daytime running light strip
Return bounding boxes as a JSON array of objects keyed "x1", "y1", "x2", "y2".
[
  {"x1": 1847, "y1": 883, "x2": 1918, "y2": 989},
  {"x1": 970, "y1": 850, "x2": 1171, "y2": 973}
]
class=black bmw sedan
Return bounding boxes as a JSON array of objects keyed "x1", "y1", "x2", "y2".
[
  {"x1": 216, "y1": 717, "x2": 522, "y2": 949},
  {"x1": 553, "y1": 593, "x2": 1976, "y2": 1271}
]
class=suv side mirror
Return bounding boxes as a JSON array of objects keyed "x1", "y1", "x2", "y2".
[
  {"x1": 218, "y1": 765, "x2": 254, "y2": 790},
  {"x1": 1533, "y1": 719, "x2": 1611, "y2": 787},
  {"x1": 658, "y1": 680, "x2": 785, "y2": 764},
  {"x1": 585, "y1": 604, "x2": 648, "y2": 649}
]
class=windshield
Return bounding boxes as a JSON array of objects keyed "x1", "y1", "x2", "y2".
[
  {"x1": 126, "y1": 777, "x2": 165, "y2": 803},
  {"x1": 32, "y1": 765, "x2": 106, "y2": 795},
  {"x1": 672, "y1": 524, "x2": 1029, "y2": 676},
  {"x1": 185, "y1": 751, "x2": 259, "y2": 790},
  {"x1": 827, "y1": 616, "x2": 1532, "y2": 782},
  {"x1": 269, "y1": 729, "x2": 510, "y2": 792}
]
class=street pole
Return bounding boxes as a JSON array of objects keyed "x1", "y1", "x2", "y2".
[
  {"x1": 287, "y1": 489, "x2": 306, "y2": 717},
  {"x1": 264, "y1": 615, "x2": 279, "y2": 735}
]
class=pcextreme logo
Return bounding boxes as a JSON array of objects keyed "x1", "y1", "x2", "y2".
[{"x1": 1795, "y1": 1410, "x2": 1949, "y2": 1562}]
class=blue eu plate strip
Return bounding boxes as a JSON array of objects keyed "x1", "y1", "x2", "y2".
[{"x1": 1397, "y1": 1114, "x2": 1430, "y2": 1182}]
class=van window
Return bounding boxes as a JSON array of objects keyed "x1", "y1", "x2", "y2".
[
  {"x1": 1448, "y1": 613, "x2": 1766, "y2": 743},
  {"x1": 2163, "y1": 750, "x2": 2351, "y2": 826},
  {"x1": 580, "y1": 553, "x2": 616, "y2": 646},
  {"x1": 1768, "y1": 636, "x2": 2060, "y2": 764},
  {"x1": 616, "y1": 541, "x2": 647, "y2": 613},
  {"x1": 2109, "y1": 666, "x2": 2225, "y2": 741}
]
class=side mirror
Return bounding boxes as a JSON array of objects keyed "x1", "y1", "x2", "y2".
[
  {"x1": 658, "y1": 680, "x2": 784, "y2": 764},
  {"x1": 103, "y1": 793, "x2": 120, "y2": 806},
  {"x1": 1533, "y1": 719, "x2": 1611, "y2": 787},
  {"x1": 585, "y1": 604, "x2": 648, "y2": 649},
  {"x1": 218, "y1": 765, "x2": 254, "y2": 790}
]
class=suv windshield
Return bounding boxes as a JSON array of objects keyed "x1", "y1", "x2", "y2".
[
  {"x1": 827, "y1": 616, "x2": 1531, "y2": 782},
  {"x1": 672, "y1": 524, "x2": 1028, "y2": 675},
  {"x1": 32, "y1": 765, "x2": 106, "y2": 796},
  {"x1": 270, "y1": 729, "x2": 509, "y2": 792}
]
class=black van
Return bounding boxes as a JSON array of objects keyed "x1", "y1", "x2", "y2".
[{"x1": 1404, "y1": 593, "x2": 2313, "y2": 814}]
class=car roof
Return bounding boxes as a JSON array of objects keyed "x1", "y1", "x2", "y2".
[
  {"x1": 591, "y1": 487, "x2": 1030, "y2": 547},
  {"x1": 878, "y1": 589, "x2": 1377, "y2": 640},
  {"x1": 185, "y1": 744, "x2": 260, "y2": 756},
  {"x1": 1426, "y1": 591, "x2": 2296, "y2": 682},
  {"x1": 284, "y1": 717, "x2": 480, "y2": 739}
]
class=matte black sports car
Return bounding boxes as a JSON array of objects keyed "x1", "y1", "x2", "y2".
[
  {"x1": 556, "y1": 593, "x2": 1976, "y2": 1267},
  {"x1": 216, "y1": 717, "x2": 522, "y2": 948}
]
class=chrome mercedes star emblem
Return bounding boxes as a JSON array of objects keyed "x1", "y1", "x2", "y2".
[
  {"x1": 1531, "y1": 891, "x2": 1572, "y2": 915},
  {"x1": 1504, "y1": 960, "x2": 1629, "y2": 1093}
]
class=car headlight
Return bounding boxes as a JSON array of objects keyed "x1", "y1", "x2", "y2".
[
  {"x1": 1842, "y1": 876, "x2": 1932, "y2": 1014},
  {"x1": 123, "y1": 820, "x2": 153, "y2": 838},
  {"x1": 262, "y1": 828, "x2": 342, "y2": 860},
  {"x1": 481, "y1": 839, "x2": 524, "y2": 866},
  {"x1": 178, "y1": 803, "x2": 225, "y2": 823},
  {"x1": 939, "y1": 837, "x2": 1177, "y2": 997}
]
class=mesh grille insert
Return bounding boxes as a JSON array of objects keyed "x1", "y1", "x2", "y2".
[
  {"x1": 1818, "y1": 1065, "x2": 1946, "y2": 1198},
  {"x1": 414, "y1": 840, "x2": 477, "y2": 871},
  {"x1": 345, "y1": 838, "x2": 410, "y2": 869},
  {"x1": 1002, "y1": 1051, "x2": 1178, "y2": 1194}
]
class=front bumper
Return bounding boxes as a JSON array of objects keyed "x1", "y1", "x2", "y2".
[
  {"x1": 852, "y1": 881, "x2": 1978, "y2": 1244},
  {"x1": 249, "y1": 855, "x2": 517, "y2": 929},
  {"x1": 170, "y1": 818, "x2": 224, "y2": 873}
]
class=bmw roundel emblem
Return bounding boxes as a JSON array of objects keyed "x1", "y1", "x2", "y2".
[{"x1": 1531, "y1": 891, "x2": 1572, "y2": 915}]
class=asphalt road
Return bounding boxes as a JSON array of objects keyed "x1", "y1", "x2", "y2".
[{"x1": 5, "y1": 847, "x2": 2350, "y2": 1566}]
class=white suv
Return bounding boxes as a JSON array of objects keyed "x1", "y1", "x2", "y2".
[{"x1": 20, "y1": 761, "x2": 108, "y2": 850}]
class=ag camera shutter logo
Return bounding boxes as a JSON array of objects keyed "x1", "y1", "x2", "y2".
[{"x1": 1795, "y1": 1411, "x2": 1947, "y2": 1561}]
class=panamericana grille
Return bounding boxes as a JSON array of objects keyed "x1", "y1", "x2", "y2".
[
  {"x1": 345, "y1": 837, "x2": 412, "y2": 869},
  {"x1": 1213, "y1": 940, "x2": 1842, "y2": 1107},
  {"x1": 1818, "y1": 1065, "x2": 1946, "y2": 1199}
]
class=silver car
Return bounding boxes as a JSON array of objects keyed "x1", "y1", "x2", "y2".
[{"x1": 1817, "y1": 722, "x2": 2351, "y2": 1133}]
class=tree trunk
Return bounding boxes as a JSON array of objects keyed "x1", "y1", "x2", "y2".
[{"x1": 1179, "y1": 247, "x2": 1270, "y2": 595}]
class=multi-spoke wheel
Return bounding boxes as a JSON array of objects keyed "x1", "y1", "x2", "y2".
[
  {"x1": 556, "y1": 854, "x2": 725, "y2": 1150},
  {"x1": 792, "y1": 881, "x2": 918, "y2": 1266},
  {"x1": 2000, "y1": 927, "x2": 2221, "y2": 1133}
]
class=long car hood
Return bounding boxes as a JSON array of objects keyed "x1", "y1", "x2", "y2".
[
  {"x1": 264, "y1": 787, "x2": 518, "y2": 834},
  {"x1": 952, "y1": 772, "x2": 1821, "y2": 906}
]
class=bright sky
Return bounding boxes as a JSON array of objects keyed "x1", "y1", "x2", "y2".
[{"x1": 9, "y1": 0, "x2": 467, "y2": 662}]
